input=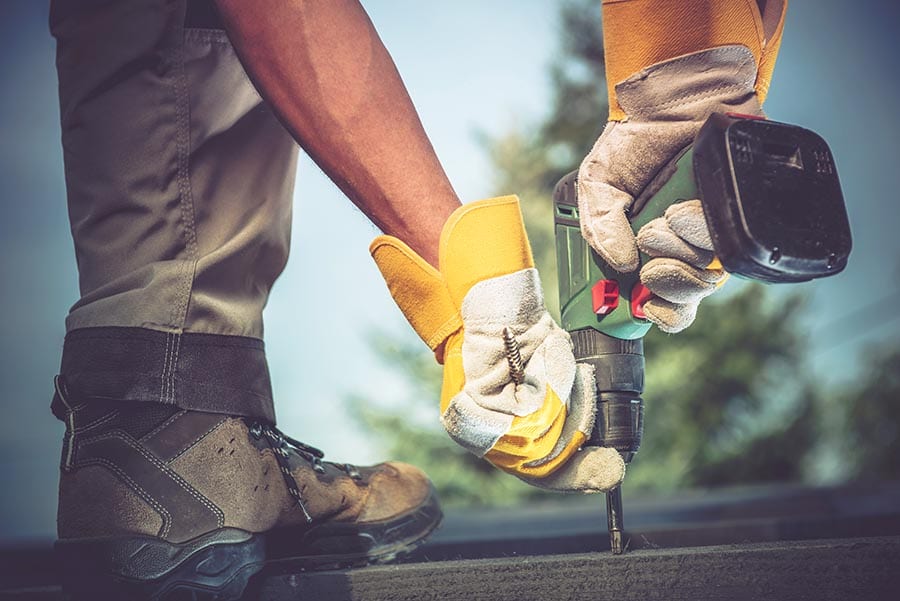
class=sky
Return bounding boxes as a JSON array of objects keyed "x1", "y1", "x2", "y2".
[{"x1": 1, "y1": 0, "x2": 899, "y2": 543}]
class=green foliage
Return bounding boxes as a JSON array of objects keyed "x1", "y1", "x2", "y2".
[
  {"x1": 631, "y1": 285, "x2": 819, "y2": 491},
  {"x1": 839, "y1": 345, "x2": 900, "y2": 481}
]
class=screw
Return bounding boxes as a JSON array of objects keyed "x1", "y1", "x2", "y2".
[{"x1": 502, "y1": 327, "x2": 526, "y2": 385}]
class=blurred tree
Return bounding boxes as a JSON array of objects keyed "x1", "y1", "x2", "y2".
[
  {"x1": 634, "y1": 286, "x2": 818, "y2": 490},
  {"x1": 838, "y1": 345, "x2": 900, "y2": 481},
  {"x1": 349, "y1": 0, "x2": 891, "y2": 506}
]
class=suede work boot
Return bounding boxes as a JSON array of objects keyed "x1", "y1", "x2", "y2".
[{"x1": 52, "y1": 378, "x2": 442, "y2": 600}]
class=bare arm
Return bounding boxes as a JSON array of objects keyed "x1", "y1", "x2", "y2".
[{"x1": 214, "y1": 0, "x2": 460, "y2": 267}]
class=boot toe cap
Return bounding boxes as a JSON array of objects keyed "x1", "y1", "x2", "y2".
[{"x1": 358, "y1": 461, "x2": 434, "y2": 522}]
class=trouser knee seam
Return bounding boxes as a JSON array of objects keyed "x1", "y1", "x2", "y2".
[{"x1": 170, "y1": 25, "x2": 200, "y2": 330}]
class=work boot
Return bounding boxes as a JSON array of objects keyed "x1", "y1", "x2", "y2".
[{"x1": 52, "y1": 378, "x2": 442, "y2": 600}]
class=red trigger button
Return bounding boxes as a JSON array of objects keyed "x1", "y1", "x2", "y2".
[
  {"x1": 631, "y1": 283, "x2": 653, "y2": 320},
  {"x1": 591, "y1": 279, "x2": 619, "y2": 315}
]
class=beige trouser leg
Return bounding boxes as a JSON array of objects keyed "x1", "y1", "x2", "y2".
[{"x1": 51, "y1": 0, "x2": 298, "y2": 420}]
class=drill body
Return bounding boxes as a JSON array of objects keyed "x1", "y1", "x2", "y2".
[{"x1": 554, "y1": 113, "x2": 851, "y2": 553}]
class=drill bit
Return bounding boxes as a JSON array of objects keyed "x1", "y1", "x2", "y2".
[
  {"x1": 606, "y1": 485, "x2": 624, "y2": 554},
  {"x1": 502, "y1": 327, "x2": 525, "y2": 385}
]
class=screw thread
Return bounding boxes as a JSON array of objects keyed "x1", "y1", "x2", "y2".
[{"x1": 502, "y1": 327, "x2": 525, "y2": 385}]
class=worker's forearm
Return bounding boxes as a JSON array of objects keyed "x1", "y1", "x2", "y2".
[{"x1": 214, "y1": 0, "x2": 460, "y2": 267}]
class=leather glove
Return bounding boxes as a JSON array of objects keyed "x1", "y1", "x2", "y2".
[
  {"x1": 577, "y1": 46, "x2": 765, "y2": 333},
  {"x1": 371, "y1": 196, "x2": 624, "y2": 493}
]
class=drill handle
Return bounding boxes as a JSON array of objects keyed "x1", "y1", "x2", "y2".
[
  {"x1": 553, "y1": 147, "x2": 699, "y2": 342},
  {"x1": 554, "y1": 151, "x2": 698, "y2": 456}
]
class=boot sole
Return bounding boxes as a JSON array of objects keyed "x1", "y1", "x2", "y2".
[{"x1": 56, "y1": 485, "x2": 442, "y2": 600}]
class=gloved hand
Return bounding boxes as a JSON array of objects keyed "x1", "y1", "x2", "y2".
[
  {"x1": 371, "y1": 196, "x2": 624, "y2": 493},
  {"x1": 577, "y1": 46, "x2": 765, "y2": 333}
]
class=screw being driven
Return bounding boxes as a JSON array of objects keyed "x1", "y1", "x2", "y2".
[{"x1": 502, "y1": 327, "x2": 525, "y2": 385}]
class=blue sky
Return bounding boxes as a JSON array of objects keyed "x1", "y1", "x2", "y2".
[{"x1": 1, "y1": 0, "x2": 899, "y2": 542}]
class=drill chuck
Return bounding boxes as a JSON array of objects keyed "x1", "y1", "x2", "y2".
[
  {"x1": 592, "y1": 392, "x2": 643, "y2": 462},
  {"x1": 570, "y1": 329, "x2": 644, "y2": 460}
]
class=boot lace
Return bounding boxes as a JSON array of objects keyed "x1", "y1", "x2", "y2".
[{"x1": 247, "y1": 421, "x2": 361, "y2": 523}]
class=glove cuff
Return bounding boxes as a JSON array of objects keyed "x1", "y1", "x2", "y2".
[
  {"x1": 439, "y1": 196, "x2": 534, "y2": 308},
  {"x1": 602, "y1": 0, "x2": 786, "y2": 121},
  {"x1": 615, "y1": 45, "x2": 761, "y2": 122},
  {"x1": 370, "y1": 236, "x2": 461, "y2": 362}
]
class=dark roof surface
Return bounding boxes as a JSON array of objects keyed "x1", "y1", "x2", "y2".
[{"x1": 3, "y1": 481, "x2": 900, "y2": 599}]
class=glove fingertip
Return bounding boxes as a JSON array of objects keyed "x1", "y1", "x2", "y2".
[
  {"x1": 588, "y1": 446, "x2": 626, "y2": 492},
  {"x1": 640, "y1": 258, "x2": 721, "y2": 304},
  {"x1": 634, "y1": 217, "x2": 665, "y2": 249},
  {"x1": 643, "y1": 298, "x2": 697, "y2": 334},
  {"x1": 585, "y1": 229, "x2": 638, "y2": 273},
  {"x1": 663, "y1": 198, "x2": 703, "y2": 217},
  {"x1": 603, "y1": 246, "x2": 640, "y2": 274},
  {"x1": 666, "y1": 200, "x2": 715, "y2": 251},
  {"x1": 579, "y1": 230, "x2": 638, "y2": 273},
  {"x1": 575, "y1": 180, "x2": 639, "y2": 273},
  {"x1": 521, "y1": 446, "x2": 625, "y2": 494}
]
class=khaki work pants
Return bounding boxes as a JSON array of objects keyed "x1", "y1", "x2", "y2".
[{"x1": 51, "y1": 0, "x2": 298, "y2": 421}]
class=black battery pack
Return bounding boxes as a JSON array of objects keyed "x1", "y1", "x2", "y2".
[{"x1": 692, "y1": 113, "x2": 852, "y2": 283}]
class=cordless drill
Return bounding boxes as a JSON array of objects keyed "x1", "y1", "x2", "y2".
[{"x1": 553, "y1": 113, "x2": 852, "y2": 554}]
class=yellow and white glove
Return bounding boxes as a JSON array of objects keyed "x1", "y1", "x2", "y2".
[
  {"x1": 577, "y1": 46, "x2": 755, "y2": 332},
  {"x1": 578, "y1": 0, "x2": 787, "y2": 333},
  {"x1": 371, "y1": 197, "x2": 624, "y2": 493}
]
